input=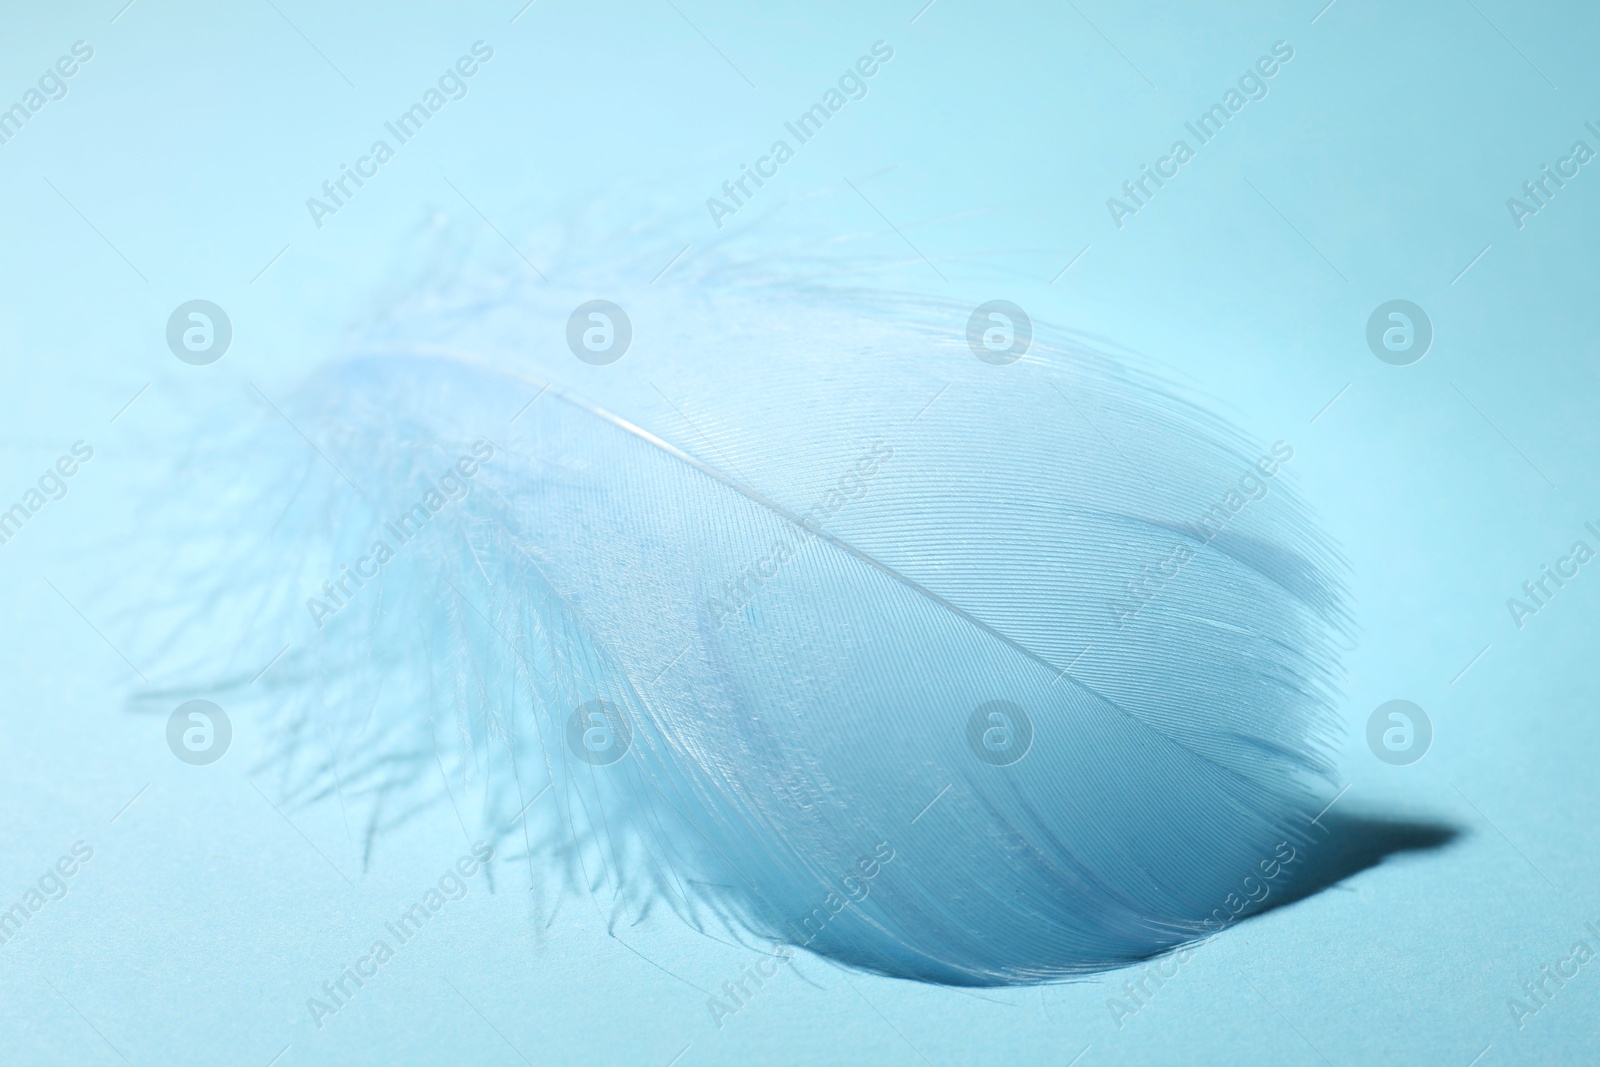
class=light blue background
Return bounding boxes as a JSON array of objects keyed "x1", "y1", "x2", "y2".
[{"x1": 0, "y1": 1, "x2": 1596, "y2": 1064}]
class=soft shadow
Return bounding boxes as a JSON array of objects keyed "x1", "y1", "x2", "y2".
[{"x1": 1248, "y1": 808, "x2": 1460, "y2": 920}]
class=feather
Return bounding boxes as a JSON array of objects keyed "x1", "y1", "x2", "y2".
[{"x1": 135, "y1": 214, "x2": 1350, "y2": 986}]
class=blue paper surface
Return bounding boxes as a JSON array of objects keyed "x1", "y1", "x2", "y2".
[{"x1": 1, "y1": 2, "x2": 1596, "y2": 1064}]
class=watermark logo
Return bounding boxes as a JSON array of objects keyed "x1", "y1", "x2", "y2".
[
  {"x1": 166, "y1": 699, "x2": 232, "y2": 765},
  {"x1": 0, "y1": 440, "x2": 94, "y2": 549},
  {"x1": 708, "y1": 842, "x2": 895, "y2": 1029},
  {"x1": 566, "y1": 700, "x2": 631, "y2": 765},
  {"x1": 166, "y1": 300, "x2": 232, "y2": 365},
  {"x1": 1507, "y1": 527, "x2": 1598, "y2": 630},
  {"x1": 966, "y1": 700, "x2": 1033, "y2": 766},
  {"x1": 1109, "y1": 442, "x2": 1294, "y2": 628},
  {"x1": 1507, "y1": 124, "x2": 1600, "y2": 231},
  {"x1": 305, "y1": 442, "x2": 496, "y2": 630},
  {"x1": 306, "y1": 42, "x2": 494, "y2": 230},
  {"x1": 705, "y1": 41, "x2": 895, "y2": 229},
  {"x1": 0, "y1": 841, "x2": 94, "y2": 947},
  {"x1": 1366, "y1": 699, "x2": 1431, "y2": 766},
  {"x1": 566, "y1": 300, "x2": 631, "y2": 365},
  {"x1": 1108, "y1": 840, "x2": 1300, "y2": 1029},
  {"x1": 1365, "y1": 300, "x2": 1432, "y2": 366},
  {"x1": 706, "y1": 441, "x2": 893, "y2": 630},
  {"x1": 966, "y1": 300, "x2": 1032, "y2": 365},
  {"x1": 1506, "y1": 920, "x2": 1600, "y2": 1030},
  {"x1": 0, "y1": 40, "x2": 94, "y2": 148},
  {"x1": 307, "y1": 843, "x2": 494, "y2": 1030},
  {"x1": 1107, "y1": 41, "x2": 1295, "y2": 230}
]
